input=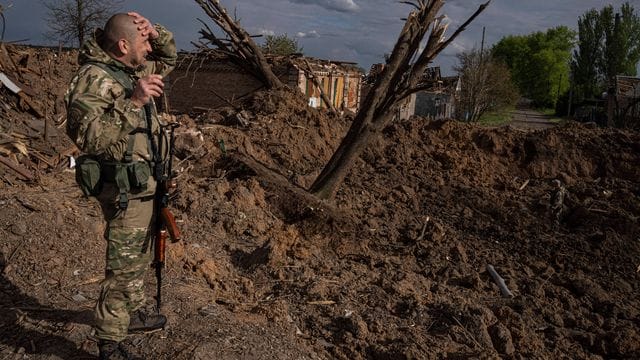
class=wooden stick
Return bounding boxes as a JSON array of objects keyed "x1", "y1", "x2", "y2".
[
  {"x1": 0, "y1": 156, "x2": 33, "y2": 180},
  {"x1": 518, "y1": 179, "x2": 530, "y2": 191},
  {"x1": 486, "y1": 264, "x2": 513, "y2": 298},
  {"x1": 307, "y1": 300, "x2": 336, "y2": 305},
  {"x1": 18, "y1": 92, "x2": 45, "y2": 118},
  {"x1": 416, "y1": 216, "x2": 430, "y2": 241},
  {"x1": 452, "y1": 316, "x2": 482, "y2": 349}
]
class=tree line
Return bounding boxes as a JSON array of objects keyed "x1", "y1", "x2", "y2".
[
  {"x1": 39, "y1": 1, "x2": 640, "y2": 128},
  {"x1": 456, "y1": 2, "x2": 640, "y2": 127}
]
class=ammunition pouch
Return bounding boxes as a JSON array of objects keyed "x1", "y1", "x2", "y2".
[
  {"x1": 75, "y1": 155, "x2": 103, "y2": 196},
  {"x1": 102, "y1": 161, "x2": 152, "y2": 209},
  {"x1": 102, "y1": 161, "x2": 151, "y2": 190}
]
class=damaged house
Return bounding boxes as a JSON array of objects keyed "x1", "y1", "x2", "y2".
[
  {"x1": 610, "y1": 75, "x2": 640, "y2": 128},
  {"x1": 165, "y1": 51, "x2": 362, "y2": 114},
  {"x1": 362, "y1": 65, "x2": 460, "y2": 121}
]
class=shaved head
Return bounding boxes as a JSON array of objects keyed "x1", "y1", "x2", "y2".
[{"x1": 103, "y1": 13, "x2": 138, "y2": 50}]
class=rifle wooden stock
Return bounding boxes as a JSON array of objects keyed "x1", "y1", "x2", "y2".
[
  {"x1": 160, "y1": 207, "x2": 181, "y2": 242},
  {"x1": 155, "y1": 229, "x2": 167, "y2": 264}
]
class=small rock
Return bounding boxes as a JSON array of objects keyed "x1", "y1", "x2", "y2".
[
  {"x1": 489, "y1": 323, "x2": 515, "y2": 355},
  {"x1": 198, "y1": 304, "x2": 218, "y2": 316},
  {"x1": 72, "y1": 293, "x2": 87, "y2": 302},
  {"x1": 10, "y1": 222, "x2": 27, "y2": 236}
]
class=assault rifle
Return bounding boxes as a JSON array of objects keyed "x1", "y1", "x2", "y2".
[{"x1": 145, "y1": 104, "x2": 181, "y2": 312}]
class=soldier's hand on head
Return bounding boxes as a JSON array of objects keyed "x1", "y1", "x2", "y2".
[
  {"x1": 131, "y1": 74, "x2": 164, "y2": 108},
  {"x1": 128, "y1": 12, "x2": 159, "y2": 40}
]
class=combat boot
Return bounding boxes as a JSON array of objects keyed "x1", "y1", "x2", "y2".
[
  {"x1": 98, "y1": 340, "x2": 142, "y2": 360},
  {"x1": 128, "y1": 310, "x2": 167, "y2": 333}
]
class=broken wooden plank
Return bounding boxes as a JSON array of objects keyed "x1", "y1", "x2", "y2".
[
  {"x1": 57, "y1": 144, "x2": 80, "y2": 158},
  {"x1": 0, "y1": 72, "x2": 44, "y2": 118},
  {"x1": 0, "y1": 43, "x2": 19, "y2": 74},
  {"x1": 18, "y1": 90, "x2": 45, "y2": 118},
  {"x1": 30, "y1": 150, "x2": 55, "y2": 168},
  {"x1": 0, "y1": 156, "x2": 34, "y2": 180},
  {"x1": 0, "y1": 136, "x2": 28, "y2": 156}
]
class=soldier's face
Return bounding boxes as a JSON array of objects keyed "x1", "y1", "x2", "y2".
[{"x1": 126, "y1": 32, "x2": 152, "y2": 68}]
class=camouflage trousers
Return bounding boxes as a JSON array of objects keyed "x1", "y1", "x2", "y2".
[{"x1": 96, "y1": 185, "x2": 155, "y2": 342}]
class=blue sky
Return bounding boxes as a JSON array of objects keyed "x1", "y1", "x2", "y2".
[{"x1": 2, "y1": 0, "x2": 633, "y2": 74}]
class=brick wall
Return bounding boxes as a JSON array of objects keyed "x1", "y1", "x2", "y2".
[
  {"x1": 165, "y1": 62, "x2": 258, "y2": 113},
  {"x1": 165, "y1": 61, "x2": 294, "y2": 113}
]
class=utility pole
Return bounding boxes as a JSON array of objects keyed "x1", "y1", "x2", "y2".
[
  {"x1": 480, "y1": 26, "x2": 486, "y2": 61},
  {"x1": 567, "y1": 72, "x2": 573, "y2": 117}
]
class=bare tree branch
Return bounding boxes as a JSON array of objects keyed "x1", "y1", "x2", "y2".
[
  {"x1": 194, "y1": 0, "x2": 283, "y2": 89},
  {"x1": 41, "y1": 0, "x2": 124, "y2": 47}
]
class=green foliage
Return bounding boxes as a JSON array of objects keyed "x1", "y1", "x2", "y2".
[
  {"x1": 599, "y1": 3, "x2": 640, "y2": 81},
  {"x1": 261, "y1": 33, "x2": 302, "y2": 56},
  {"x1": 573, "y1": 2, "x2": 640, "y2": 102},
  {"x1": 493, "y1": 26, "x2": 575, "y2": 108},
  {"x1": 572, "y1": 9, "x2": 603, "y2": 100},
  {"x1": 477, "y1": 106, "x2": 514, "y2": 127}
]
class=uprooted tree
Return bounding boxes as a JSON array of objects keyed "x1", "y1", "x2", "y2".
[
  {"x1": 309, "y1": 0, "x2": 491, "y2": 199},
  {"x1": 194, "y1": 0, "x2": 284, "y2": 89},
  {"x1": 193, "y1": 0, "x2": 490, "y2": 200}
]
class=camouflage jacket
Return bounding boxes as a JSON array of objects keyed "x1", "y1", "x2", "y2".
[{"x1": 65, "y1": 24, "x2": 177, "y2": 163}]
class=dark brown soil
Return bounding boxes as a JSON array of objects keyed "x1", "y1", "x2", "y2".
[{"x1": 1, "y1": 46, "x2": 639, "y2": 360}]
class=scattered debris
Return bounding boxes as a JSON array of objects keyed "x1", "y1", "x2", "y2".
[{"x1": 0, "y1": 43, "x2": 78, "y2": 183}]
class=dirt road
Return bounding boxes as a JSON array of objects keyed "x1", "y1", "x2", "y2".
[{"x1": 508, "y1": 107, "x2": 557, "y2": 130}]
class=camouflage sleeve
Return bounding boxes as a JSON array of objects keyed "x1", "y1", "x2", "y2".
[
  {"x1": 142, "y1": 23, "x2": 177, "y2": 77},
  {"x1": 66, "y1": 65, "x2": 144, "y2": 158}
]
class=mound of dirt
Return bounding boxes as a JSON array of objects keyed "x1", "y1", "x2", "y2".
[{"x1": 1, "y1": 46, "x2": 639, "y2": 360}]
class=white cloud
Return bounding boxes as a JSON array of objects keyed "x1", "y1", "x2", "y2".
[
  {"x1": 297, "y1": 30, "x2": 320, "y2": 38},
  {"x1": 289, "y1": 0, "x2": 360, "y2": 13},
  {"x1": 258, "y1": 28, "x2": 276, "y2": 36}
]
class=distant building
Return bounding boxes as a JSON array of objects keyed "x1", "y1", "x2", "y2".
[
  {"x1": 165, "y1": 51, "x2": 362, "y2": 114},
  {"x1": 612, "y1": 75, "x2": 640, "y2": 128},
  {"x1": 414, "y1": 75, "x2": 461, "y2": 120},
  {"x1": 362, "y1": 65, "x2": 460, "y2": 121}
]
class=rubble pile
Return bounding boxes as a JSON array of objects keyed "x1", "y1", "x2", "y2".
[{"x1": 0, "y1": 44, "x2": 77, "y2": 185}]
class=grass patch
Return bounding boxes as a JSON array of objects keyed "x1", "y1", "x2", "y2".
[
  {"x1": 477, "y1": 107, "x2": 515, "y2": 126},
  {"x1": 536, "y1": 107, "x2": 556, "y2": 116},
  {"x1": 534, "y1": 107, "x2": 565, "y2": 123}
]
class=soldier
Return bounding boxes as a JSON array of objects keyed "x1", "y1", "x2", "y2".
[
  {"x1": 550, "y1": 179, "x2": 567, "y2": 226},
  {"x1": 65, "y1": 12, "x2": 177, "y2": 360}
]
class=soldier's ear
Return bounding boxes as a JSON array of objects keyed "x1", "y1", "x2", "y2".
[{"x1": 118, "y1": 38, "x2": 129, "y2": 55}]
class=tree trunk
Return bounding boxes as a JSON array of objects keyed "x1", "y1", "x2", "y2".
[
  {"x1": 310, "y1": 1, "x2": 490, "y2": 199},
  {"x1": 309, "y1": 98, "x2": 393, "y2": 198},
  {"x1": 607, "y1": 83, "x2": 616, "y2": 127}
]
